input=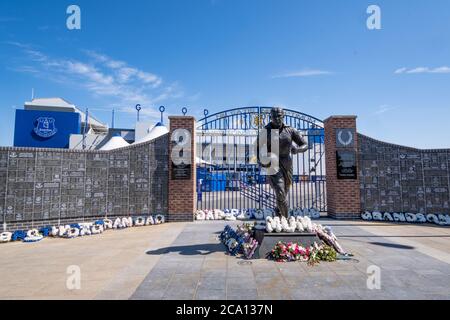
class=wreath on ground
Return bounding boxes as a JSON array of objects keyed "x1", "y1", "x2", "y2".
[{"x1": 2, "y1": 215, "x2": 166, "y2": 244}]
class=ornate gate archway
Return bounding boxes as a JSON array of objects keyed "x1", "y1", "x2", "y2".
[{"x1": 196, "y1": 107, "x2": 326, "y2": 212}]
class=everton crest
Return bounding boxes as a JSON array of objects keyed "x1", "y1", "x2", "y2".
[{"x1": 34, "y1": 117, "x2": 57, "y2": 138}]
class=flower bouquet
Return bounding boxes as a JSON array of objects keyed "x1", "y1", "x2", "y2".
[
  {"x1": 269, "y1": 241, "x2": 338, "y2": 264},
  {"x1": 242, "y1": 238, "x2": 259, "y2": 259},
  {"x1": 269, "y1": 241, "x2": 311, "y2": 262},
  {"x1": 308, "y1": 242, "x2": 338, "y2": 266}
]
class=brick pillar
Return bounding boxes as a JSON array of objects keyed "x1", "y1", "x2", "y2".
[
  {"x1": 168, "y1": 116, "x2": 196, "y2": 222},
  {"x1": 324, "y1": 116, "x2": 361, "y2": 219}
]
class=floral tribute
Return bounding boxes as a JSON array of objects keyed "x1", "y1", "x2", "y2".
[
  {"x1": 269, "y1": 242, "x2": 310, "y2": 262},
  {"x1": 268, "y1": 241, "x2": 337, "y2": 265},
  {"x1": 219, "y1": 223, "x2": 259, "y2": 259},
  {"x1": 219, "y1": 221, "x2": 346, "y2": 263}
]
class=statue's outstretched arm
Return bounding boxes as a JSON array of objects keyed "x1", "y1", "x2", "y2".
[
  {"x1": 291, "y1": 144, "x2": 309, "y2": 154},
  {"x1": 291, "y1": 128, "x2": 308, "y2": 154}
]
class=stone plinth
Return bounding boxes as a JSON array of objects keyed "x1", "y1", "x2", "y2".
[{"x1": 252, "y1": 230, "x2": 321, "y2": 259}]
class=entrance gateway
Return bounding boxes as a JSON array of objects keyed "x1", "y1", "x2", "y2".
[{"x1": 195, "y1": 106, "x2": 326, "y2": 213}]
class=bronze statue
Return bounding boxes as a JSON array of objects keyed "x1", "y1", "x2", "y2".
[{"x1": 258, "y1": 107, "x2": 308, "y2": 218}]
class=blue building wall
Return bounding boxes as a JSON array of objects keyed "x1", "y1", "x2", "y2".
[
  {"x1": 13, "y1": 110, "x2": 81, "y2": 149},
  {"x1": 307, "y1": 128, "x2": 325, "y2": 144}
]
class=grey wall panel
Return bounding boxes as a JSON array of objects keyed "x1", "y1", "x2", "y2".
[
  {"x1": 359, "y1": 134, "x2": 450, "y2": 214},
  {"x1": 0, "y1": 134, "x2": 169, "y2": 231}
]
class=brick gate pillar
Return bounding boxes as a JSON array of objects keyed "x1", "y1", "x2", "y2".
[
  {"x1": 168, "y1": 116, "x2": 196, "y2": 222},
  {"x1": 324, "y1": 116, "x2": 361, "y2": 219}
]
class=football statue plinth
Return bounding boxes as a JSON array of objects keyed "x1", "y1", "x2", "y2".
[{"x1": 252, "y1": 230, "x2": 321, "y2": 259}]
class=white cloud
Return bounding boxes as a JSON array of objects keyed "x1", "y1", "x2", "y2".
[
  {"x1": 432, "y1": 66, "x2": 450, "y2": 73},
  {"x1": 9, "y1": 66, "x2": 40, "y2": 74},
  {"x1": 85, "y1": 50, "x2": 162, "y2": 87},
  {"x1": 373, "y1": 104, "x2": 396, "y2": 115},
  {"x1": 395, "y1": 66, "x2": 450, "y2": 74},
  {"x1": 9, "y1": 43, "x2": 182, "y2": 120},
  {"x1": 272, "y1": 69, "x2": 333, "y2": 79},
  {"x1": 394, "y1": 67, "x2": 407, "y2": 74}
]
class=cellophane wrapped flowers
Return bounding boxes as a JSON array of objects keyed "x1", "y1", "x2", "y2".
[
  {"x1": 269, "y1": 241, "x2": 337, "y2": 264},
  {"x1": 269, "y1": 241, "x2": 311, "y2": 262}
]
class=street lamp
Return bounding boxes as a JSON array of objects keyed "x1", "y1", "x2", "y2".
[{"x1": 136, "y1": 104, "x2": 142, "y2": 122}]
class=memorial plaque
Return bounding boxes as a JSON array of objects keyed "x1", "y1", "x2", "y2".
[
  {"x1": 171, "y1": 162, "x2": 191, "y2": 180},
  {"x1": 336, "y1": 128, "x2": 355, "y2": 148},
  {"x1": 336, "y1": 150, "x2": 357, "y2": 180}
]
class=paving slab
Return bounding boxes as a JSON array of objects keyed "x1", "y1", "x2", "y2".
[
  {"x1": 131, "y1": 219, "x2": 450, "y2": 300},
  {"x1": 1, "y1": 218, "x2": 449, "y2": 300}
]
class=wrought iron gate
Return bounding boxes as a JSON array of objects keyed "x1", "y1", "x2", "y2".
[{"x1": 196, "y1": 107, "x2": 326, "y2": 212}]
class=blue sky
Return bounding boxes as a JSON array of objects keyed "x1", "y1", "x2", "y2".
[{"x1": 1, "y1": 0, "x2": 449, "y2": 148}]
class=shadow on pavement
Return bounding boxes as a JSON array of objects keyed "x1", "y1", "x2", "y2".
[
  {"x1": 369, "y1": 242, "x2": 415, "y2": 250},
  {"x1": 146, "y1": 243, "x2": 224, "y2": 256}
]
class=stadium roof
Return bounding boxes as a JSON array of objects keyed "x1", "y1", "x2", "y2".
[
  {"x1": 24, "y1": 97, "x2": 108, "y2": 131},
  {"x1": 99, "y1": 134, "x2": 130, "y2": 151}
]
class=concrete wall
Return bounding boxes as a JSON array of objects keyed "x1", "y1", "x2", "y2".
[
  {"x1": 0, "y1": 135, "x2": 169, "y2": 231},
  {"x1": 358, "y1": 134, "x2": 450, "y2": 214}
]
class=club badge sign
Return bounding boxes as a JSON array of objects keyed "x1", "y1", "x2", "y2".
[
  {"x1": 171, "y1": 128, "x2": 192, "y2": 180},
  {"x1": 34, "y1": 117, "x2": 58, "y2": 138},
  {"x1": 335, "y1": 128, "x2": 357, "y2": 180}
]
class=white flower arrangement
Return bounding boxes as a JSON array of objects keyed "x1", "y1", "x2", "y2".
[
  {"x1": 195, "y1": 210, "x2": 206, "y2": 220},
  {"x1": 91, "y1": 224, "x2": 104, "y2": 234},
  {"x1": 3, "y1": 215, "x2": 166, "y2": 245},
  {"x1": 59, "y1": 225, "x2": 70, "y2": 237},
  {"x1": 113, "y1": 218, "x2": 123, "y2": 229},
  {"x1": 361, "y1": 211, "x2": 450, "y2": 226},
  {"x1": 393, "y1": 212, "x2": 406, "y2": 222},
  {"x1": 121, "y1": 217, "x2": 133, "y2": 228},
  {"x1": 416, "y1": 214, "x2": 427, "y2": 223},
  {"x1": 225, "y1": 215, "x2": 237, "y2": 221},
  {"x1": 66, "y1": 227, "x2": 80, "y2": 238},
  {"x1": 236, "y1": 211, "x2": 246, "y2": 220},
  {"x1": 26, "y1": 229, "x2": 40, "y2": 238},
  {"x1": 274, "y1": 217, "x2": 282, "y2": 233},
  {"x1": 0, "y1": 232, "x2": 13, "y2": 243},
  {"x1": 296, "y1": 217, "x2": 305, "y2": 232},
  {"x1": 103, "y1": 219, "x2": 113, "y2": 229},
  {"x1": 24, "y1": 234, "x2": 44, "y2": 243},
  {"x1": 79, "y1": 223, "x2": 92, "y2": 236},
  {"x1": 195, "y1": 207, "x2": 322, "y2": 221},
  {"x1": 134, "y1": 217, "x2": 146, "y2": 226},
  {"x1": 145, "y1": 216, "x2": 155, "y2": 225},
  {"x1": 243, "y1": 210, "x2": 253, "y2": 220},
  {"x1": 155, "y1": 214, "x2": 165, "y2": 224},
  {"x1": 205, "y1": 210, "x2": 214, "y2": 220}
]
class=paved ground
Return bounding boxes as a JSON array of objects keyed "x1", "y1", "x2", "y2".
[
  {"x1": 0, "y1": 222, "x2": 187, "y2": 299},
  {"x1": 0, "y1": 219, "x2": 449, "y2": 300},
  {"x1": 131, "y1": 220, "x2": 450, "y2": 300}
]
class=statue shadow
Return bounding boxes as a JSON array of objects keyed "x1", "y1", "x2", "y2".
[{"x1": 146, "y1": 243, "x2": 224, "y2": 256}]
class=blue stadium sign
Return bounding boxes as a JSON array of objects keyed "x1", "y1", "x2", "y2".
[
  {"x1": 14, "y1": 109, "x2": 81, "y2": 149},
  {"x1": 34, "y1": 117, "x2": 58, "y2": 138}
]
